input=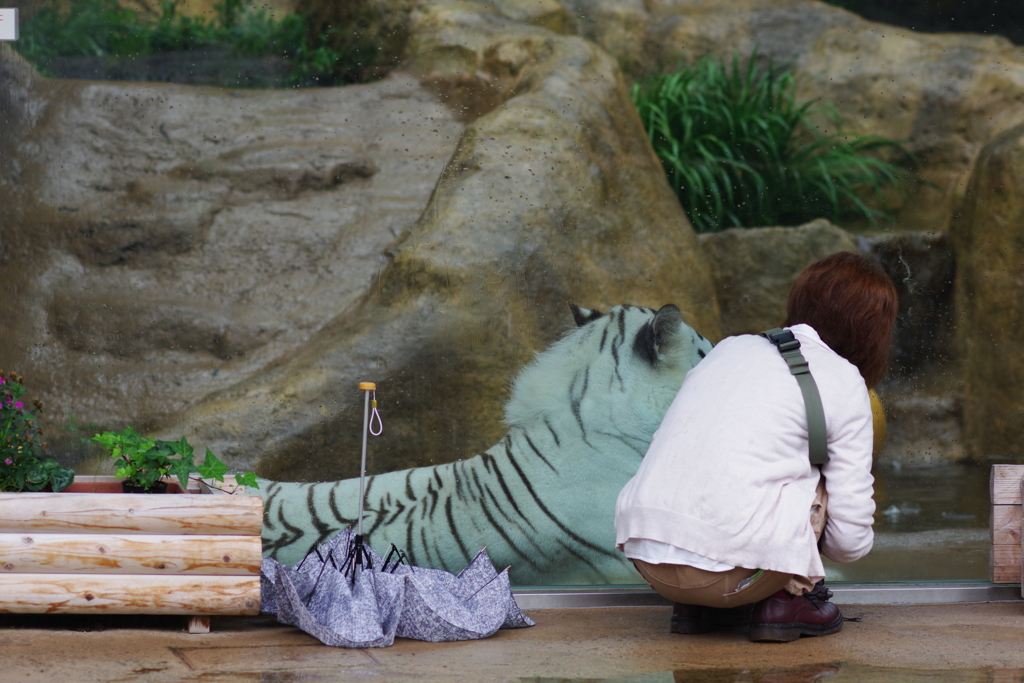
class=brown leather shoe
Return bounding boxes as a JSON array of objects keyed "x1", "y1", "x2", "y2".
[
  {"x1": 670, "y1": 602, "x2": 754, "y2": 634},
  {"x1": 749, "y1": 581, "x2": 844, "y2": 642}
]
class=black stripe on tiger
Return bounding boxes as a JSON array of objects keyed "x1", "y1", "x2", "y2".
[
  {"x1": 568, "y1": 367, "x2": 590, "y2": 441},
  {"x1": 418, "y1": 526, "x2": 437, "y2": 569},
  {"x1": 480, "y1": 471, "x2": 541, "y2": 535},
  {"x1": 306, "y1": 484, "x2": 336, "y2": 549},
  {"x1": 502, "y1": 445, "x2": 621, "y2": 560},
  {"x1": 363, "y1": 474, "x2": 376, "y2": 505},
  {"x1": 427, "y1": 478, "x2": 441, "y2": 519},
  {"x1": 543, "y1": 418, "x2": 561, "y2": 446},
  {"x1": 453, "y1": 461, "x2": 467, "y2": 501},
  {"x1": 594, "y1": 428, "x2": 647, "y2": 457},
  {"x1": 263, "y1": 483, "x2": 309, "y2": 555},
  {"x1": 406, "y1": 520, "x2": 415, "y2": 561},
  {"x1": 265, "y1": 508, "x2": 307, "y2": 557},
  {"x1": 328, "y1": 485, "x2": 357, "y2": 526},
  {"x1": 608, "y1": 321, "x2": 626, "y2": 388},
  {"x1": 404, "y1": 470, "x2": 417, "y2": 501},
  {"x1": 480, "y1": 450, "x2": 534, "y2": 526},
  {"x1": 554, "y1": 537, "x2": 609, "y2": 580},
  {"x1": 262, "y1": 482, "x2": 281, "y2": 531},
  {"x1": 520, "y1": 429, "x2": 558, "y2": 473},
  {"x1": 632, "y1": 320, "x2": 657, "y2": 365},
  {"x1": 384, "y1": 498, "x2": 407, "y2": 525},
  {"x1": 444, "y1": 496, "x2": 473, "y2": 563},
  {"x1": 475, "y1": 492, "x2": 545, "y2": 571}
]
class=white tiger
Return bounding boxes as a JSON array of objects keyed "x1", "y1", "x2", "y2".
[{"x1": 261, "y1": 303, "x2": 713, "y2": 585}]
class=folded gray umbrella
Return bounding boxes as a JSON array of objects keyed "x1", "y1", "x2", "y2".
[{"x1": 261, "y1": 528, "x2": 535, "y2": 648}]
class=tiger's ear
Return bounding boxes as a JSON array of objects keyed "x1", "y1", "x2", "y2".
[
  {"x1": 569, "y1": 303, "x2": 603, "y2": 327},
  {"x1": 632, "y1": 304, "x2": 685, "y2": 365},
  {"x1": 652, "y1": 304, "x2": 684, "y2": 356}
]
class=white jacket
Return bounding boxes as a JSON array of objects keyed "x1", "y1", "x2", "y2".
[{"x1": 614, "y1": 324, "x2": 875, "y2": 579}]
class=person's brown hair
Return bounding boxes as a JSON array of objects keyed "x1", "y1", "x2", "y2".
[{"x1": 784, "y1": 252, "x2": 898, "y2": 388}]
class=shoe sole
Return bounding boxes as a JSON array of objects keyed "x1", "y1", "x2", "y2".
[{"x1": 749, "y1": 613, "x2": 844, "y2": 642}]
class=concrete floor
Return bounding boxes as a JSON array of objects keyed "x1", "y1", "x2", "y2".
[{"x1": 5, "y1": 601, "x2": 1024, "y2": 682}]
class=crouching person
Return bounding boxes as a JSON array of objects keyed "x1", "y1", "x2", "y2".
[{"x1": 614, "y1": 252, "x2": 897, "y2": 642}]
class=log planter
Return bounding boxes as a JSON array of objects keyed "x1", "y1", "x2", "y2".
[{"x1": 0, "y1": 475, "x2": 262, "y2": 633}]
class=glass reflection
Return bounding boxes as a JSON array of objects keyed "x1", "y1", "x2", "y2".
[{"x1": 0, "y1": 0, "x2": 1018, "y2": 586}]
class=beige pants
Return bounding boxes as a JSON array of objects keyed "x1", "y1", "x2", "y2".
[{"x1": 632, "y1": 478, "x2": 828, "y2": 609}]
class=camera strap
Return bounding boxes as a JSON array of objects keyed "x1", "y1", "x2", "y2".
[{"x1": 760, "y1": 328, "x2": 829, "y2": 466}]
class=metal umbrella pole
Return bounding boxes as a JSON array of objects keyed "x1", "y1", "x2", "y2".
[
  {"x1": 357, "y1": 381, "x2": 374, "y2": 537},
  {"x1": 341, "y1": 381, "x2": 381, "y2": 583}
]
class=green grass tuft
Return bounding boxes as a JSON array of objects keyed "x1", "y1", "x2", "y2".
[{"x1": 632, "y1": 51, "x2": 915, "y2": 233}]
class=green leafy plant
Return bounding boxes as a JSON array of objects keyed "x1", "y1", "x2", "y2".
[
  {"x1": 632, "y1": 51, "x2": 918, "y2": 232},
  {"x1": 92, "y1": 427, "x2": 258, "y2": 492},
  {"x1": 0, "y1": 371, "x2": 75, "y2": 492},
  {"x1": 17, "y1": 0, "x2": 362, "y2": 87}
]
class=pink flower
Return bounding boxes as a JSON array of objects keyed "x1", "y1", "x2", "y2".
[
  {"x1": 3, "y1": 459, "x2": 11, "y2": 466},
  {"x1": 13, "y1": 402, "x2": 22, "y2": 409}
]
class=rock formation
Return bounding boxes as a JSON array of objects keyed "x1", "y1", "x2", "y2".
[
  {"x1": 951, "y1": 124, "x2": 1024, "y2": 461},
  {"x1": 552, "y1": 0, "x2": 1024, "y2": 232},
  {"x1": 698, "y1": 219, "x2": 858, "y2": 337},
  {"x1": 0, "y1": 1, "x2": 720, "y2": 480},
  {"x1": 5, "y1": 0, "x2": 1019, "y2": 475}
]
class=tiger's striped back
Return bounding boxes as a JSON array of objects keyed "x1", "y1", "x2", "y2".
[{"x1": 261, "y1": 303, "x2": 713, "y2": 585}]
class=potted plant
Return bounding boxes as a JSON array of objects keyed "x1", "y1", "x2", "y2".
[
  {"x1": 92, "y1": 427, "x2": 258, "y2": 493},
  {"x1": 0, "y1": 370, "x2": 75, "y2": 493}
]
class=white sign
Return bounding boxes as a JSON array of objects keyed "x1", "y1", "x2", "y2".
[{"x1": 0, "y1": 8, "x2": 18, "y2": 41}]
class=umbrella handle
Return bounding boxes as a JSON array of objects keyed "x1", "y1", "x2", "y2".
[{"x1": 370, "y1": 391, "x2": 383, "y2": 436}]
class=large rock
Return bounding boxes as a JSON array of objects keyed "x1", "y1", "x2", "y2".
[
  {"x1": 864, "y1": 232, "x2": 961, "y2": 468},
  {"x1": 0, "y1": 1, "x2": 721, "y2": 480},
  {"x1": 0, "y1": 44, "x2": 34, "y2": 154},
  {"x1": 548, "y1": 0, "x2": 1024, "y2": 232},
  {"x1": 875, "y1": 365, "x2": 965, "y2": 469},
  {"x1": 698, "y1": 219, "x2": 857, "y2": 337},
  {"x1": 858, "y1": 231, "x2": 956, "y2": 375},
  {"x1": 950, "y1": 124, "x2": 1024, "y2": 461},
  {"x1": 0, "y1": 71, "x2": 463, "y2": 470}
]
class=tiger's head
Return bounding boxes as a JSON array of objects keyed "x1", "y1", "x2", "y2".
[{"x1": 503, "y1": 303, "x2": 714, "y2": 453}]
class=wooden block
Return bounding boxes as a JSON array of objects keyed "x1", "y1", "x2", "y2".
[
  {"x1": 991, "y1": 465, "x2": 1024, "y2": 504},
  {"x1": 188, "y1": 616, "x2": 211, "y2": 634},
  {"x1": 0, "y1": 493, "x2": 263, "y2": 536},
  {"x1": 992, "y1": 505, "x2": 1022, "y2": 545},
  {"x1": 993, "y1": 670, "x2": 1024, "y2": 683},
  {"x1": 0, "y1": 574, "x2": 260, "y2": 615},
  {"x1": 0, "y1": 533, "x2": 261, "y2": 575},
  {"x1": 992, "y1": 544, "x2": 1022, "y2": 583}
]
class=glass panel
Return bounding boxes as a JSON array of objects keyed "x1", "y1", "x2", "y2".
[{"x1": 0, "y1": 0, "x2": 1017, "y2": 589}]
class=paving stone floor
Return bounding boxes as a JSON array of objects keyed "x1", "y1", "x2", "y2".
[{"x1": 5, "y1": 602, "x2": 1024, "y2": 682}]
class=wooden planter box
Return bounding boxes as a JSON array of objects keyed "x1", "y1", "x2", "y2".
[
  {"x1": 991, "y1": 464, "x2": 1024, "y2": 588},
  {"x1": 0, "y1": 475, "x2": 262, "y2": 632}
]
